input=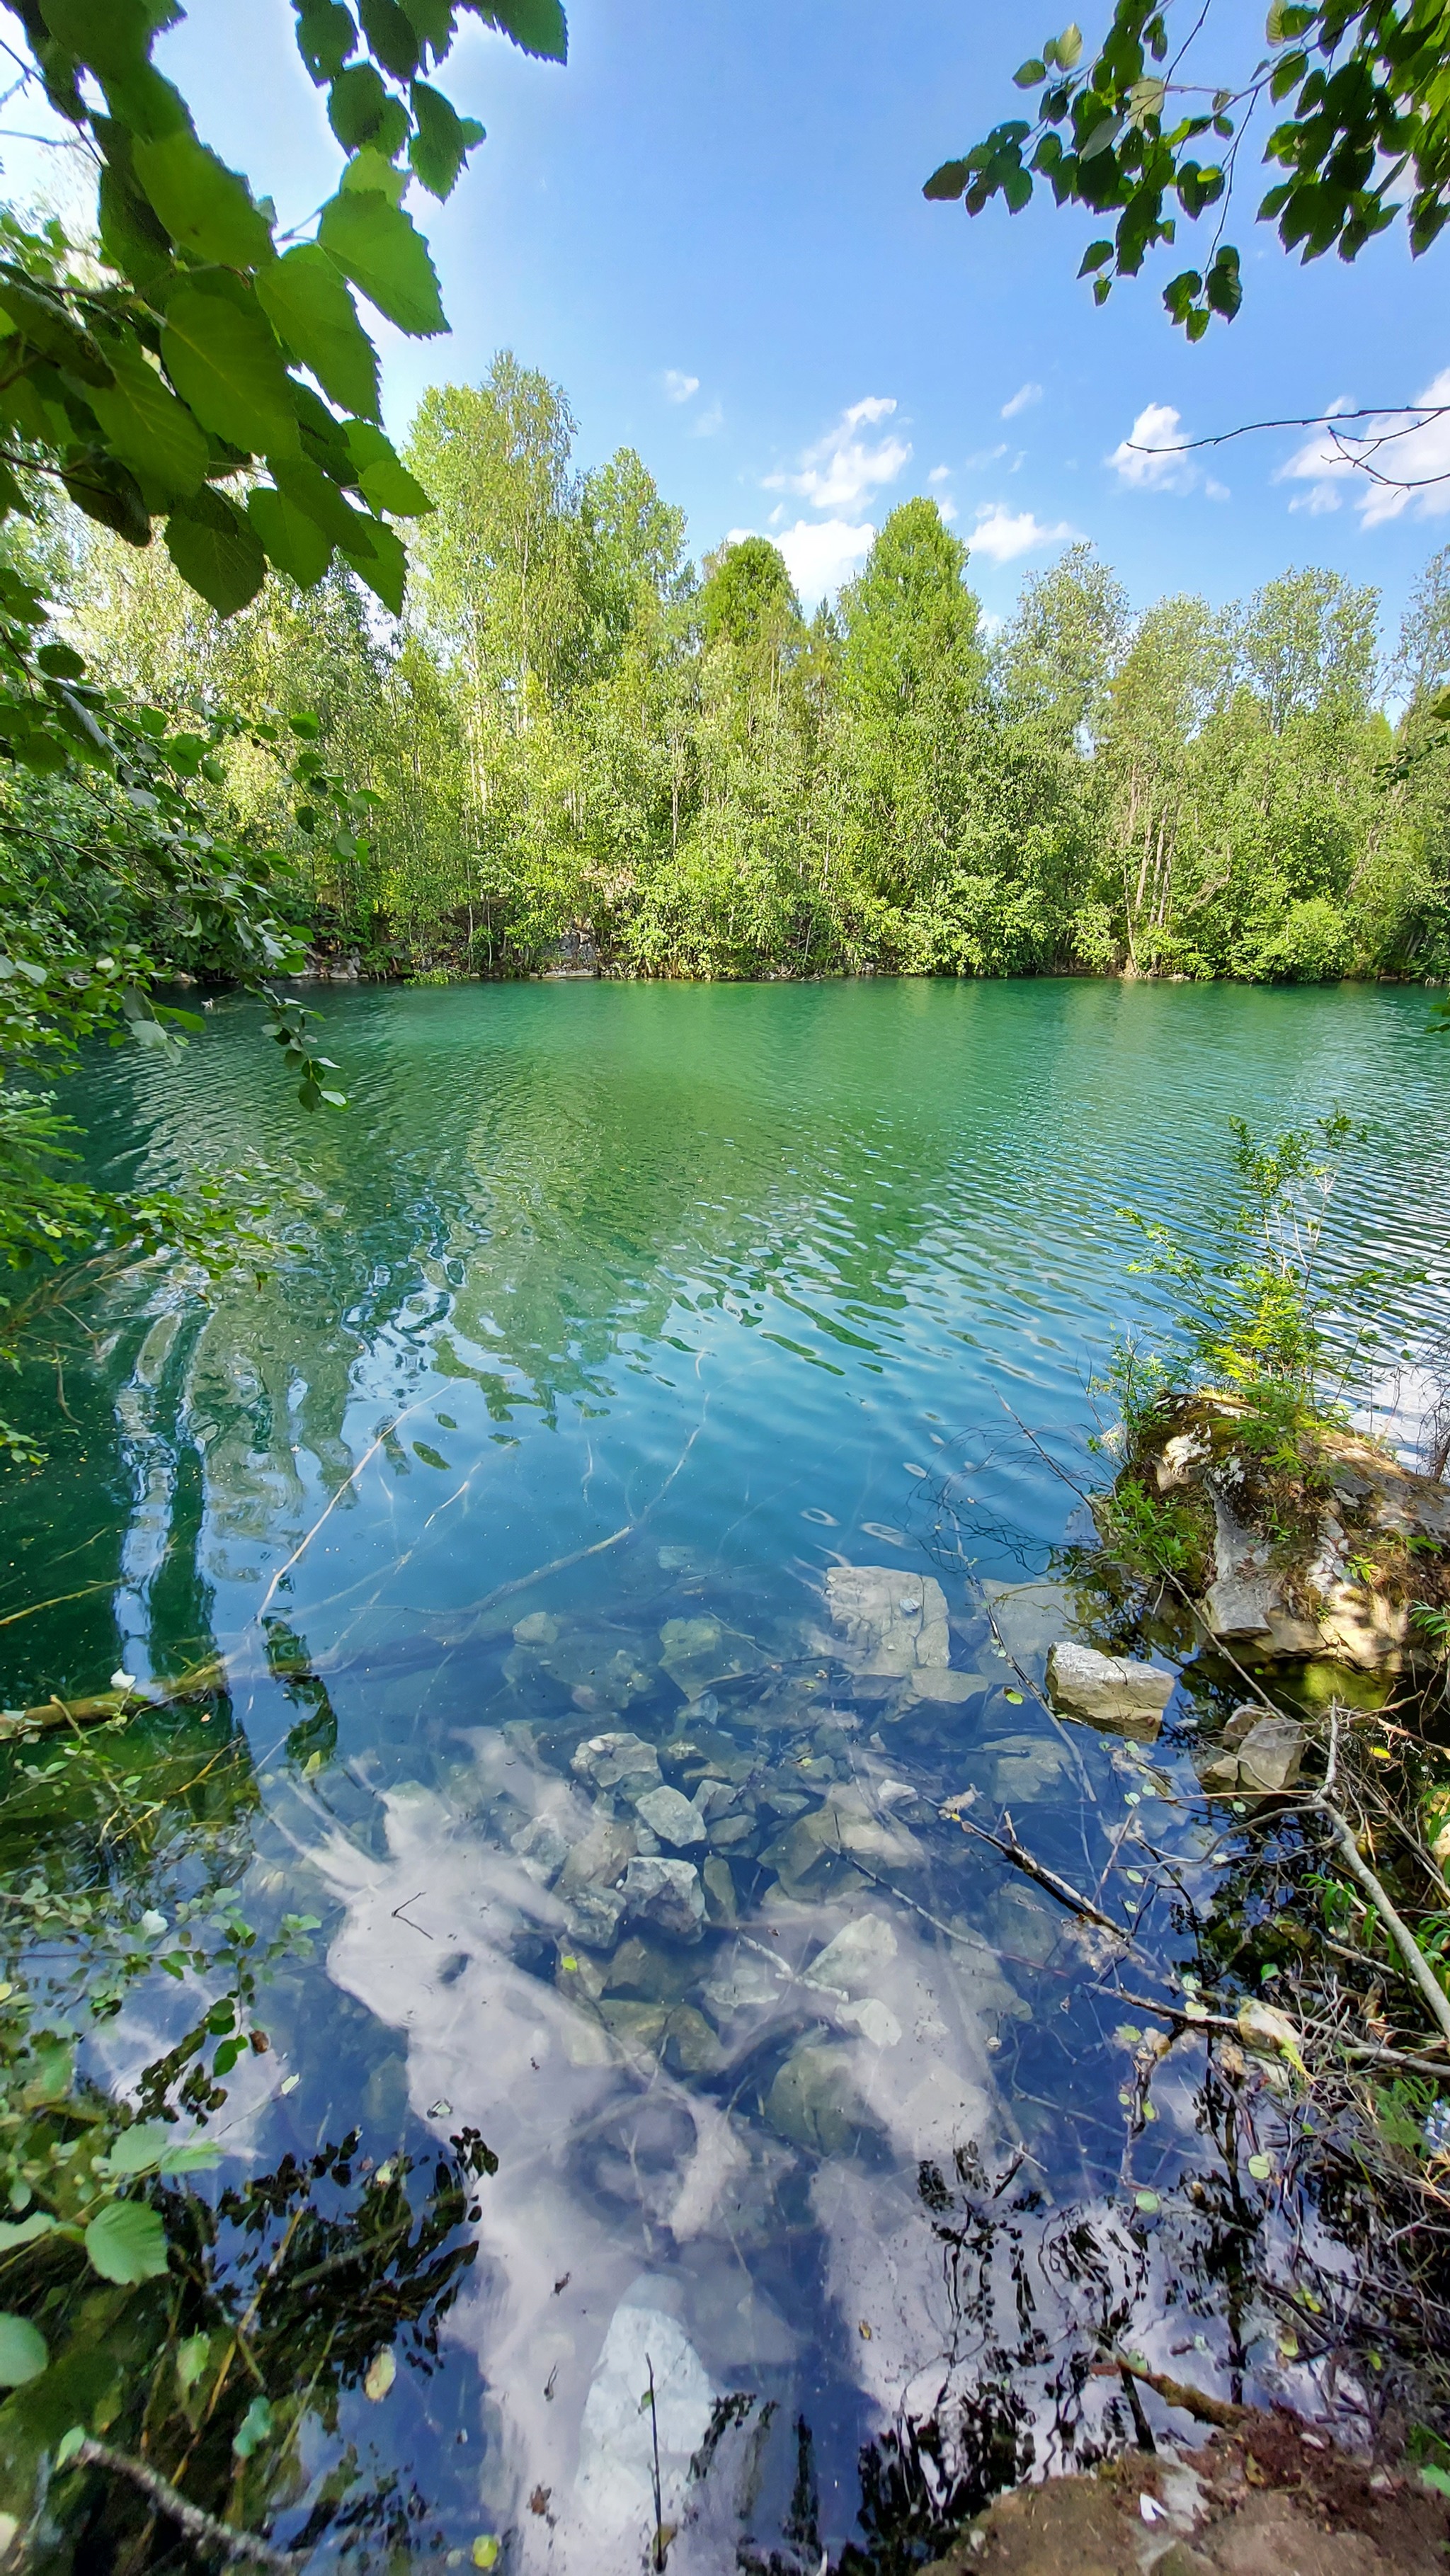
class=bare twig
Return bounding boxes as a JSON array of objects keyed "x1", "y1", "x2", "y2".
[
  {"x1": 951, "y1": 1809, "x2": 1133, "y2": 1939},
  {"x1": 70, "y1": 2439, "x2": 298, "y2": 2571},
  {"x1": 1314, "y1": 1797, "x2": 1450, "y2": 2051}
]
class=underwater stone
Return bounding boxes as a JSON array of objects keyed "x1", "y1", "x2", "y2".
[
  {"x1": 1200, "y1": 1711, "x2": 1306, "y2": 1796},
  {"x1": 575, "y1": 2299, "x2": 716, "y2": 2538},
  {"x1": 1046, "y1": 1642, "x2": 1172, "y2": 1738},
  {"x1": 508, "y1": 1813, "x2": 572, "y2": 1885},
  {"x1": 802, "y1": 1911, "x2": 898, "y2": 1996},
  {"x1": 765, "y1": 2041, "x2": 870, "y2": 2155},
  {"x1": 619, "y1": 1856, "x2": 707, "y2": 1939},
  {"x1": 824, "y1": 1566, "x2": 951, "y2": 1674},
  {"x1": 634, "y1": 1784, "x2": 707, "y2": 1847},
  {"x1": 564, "y1": 1886, "x2": 626, "y2": 1951},
  {"x1": 663, "y1": 2004, "x2": 724, "y2": 2075},
  {"x1": 556, "y1": 1812, "x2": 637, "y2": 1898},
  {"x1": 701, "y1": 1857, "x2": 738, "y2": 1924},
  {"x1": 570, "y1": 1731, "x2": 661, "y2": 1795}
]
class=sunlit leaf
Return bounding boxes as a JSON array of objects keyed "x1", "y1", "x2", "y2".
[
  {"x1": 319, "y1": 187, "x2": 447, "y2": 334},
  {"x1": 0, "y1": 2315, "x2": 47, "y2": 2387},
  {"x1": 132, "y1": 130, "x2": 274, "y2": 266},
  {"x1": 84, "y1": 2200, "x2": 169, "y2": 2285}
]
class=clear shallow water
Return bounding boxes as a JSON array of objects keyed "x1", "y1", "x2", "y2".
[{"x1": 6, "y1": 979, "x2": 1449, "y2": 2569}]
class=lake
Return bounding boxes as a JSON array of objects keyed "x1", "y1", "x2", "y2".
[{"x1": 6, "y1": 977, "x2": 1447, "y2": 2570}]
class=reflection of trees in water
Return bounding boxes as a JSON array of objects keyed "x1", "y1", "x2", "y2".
[{"x1": 30, "y1": 2125, "x2": 494, "y2": 2572}]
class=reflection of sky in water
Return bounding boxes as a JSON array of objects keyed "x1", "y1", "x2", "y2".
[{"x1": 11, "y1": 981, "x2": 1448, "y2": 2565}]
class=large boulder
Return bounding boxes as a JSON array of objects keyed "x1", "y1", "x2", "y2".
[{"x1": 1046, "y1": 1642, "x2": 1172, "y2": 1738}]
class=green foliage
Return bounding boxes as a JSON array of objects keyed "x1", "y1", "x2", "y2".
[
  {"x1": 928, "y1": 0, "x2": 1450, "y2": 331},
  {"x1": 1119, "y1": 1113, "x2": 1400, "y2": 1476}
]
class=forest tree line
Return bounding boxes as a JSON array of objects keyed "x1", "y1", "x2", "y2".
[{"x1": 20, "y1": 349, "x2": 1450, "y2": 988}]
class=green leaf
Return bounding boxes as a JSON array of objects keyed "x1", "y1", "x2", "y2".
[
  {"x1": 409, "y1": 80, "x2": 486, "y2": 198},
  {"x1": 341, "y1": 511, "x2": 406, "y2": 612},
  {"x1": 0, "y1": 2315, "x2": 47, "y2": 2387},
  {"x1": 0, "y1": 2213, "x2": 57, "y2": 2255},
  {"x1": 1421, "y1": 2466, "x2": 1450, "y2": 2498},
  {"x1": 341, "y1": 145, "x2": 411, "y2": 203},
  {"x1": 232, "y1": 2393, "x2": 274, "y2": 2458},
  {"x1": 132, "y1": 131, "x2": 273, "y2": 266},
  {"x1": 469, "y1": 0, "x2": 568, "y2": 64},
  {"x1": 269, "y1": 452, "x2": 378, "y2": 551},
  {"x1": 103, "y1": 2120, "x2": 174, "y2": 2177},
  {"x1": 36, "y1": 642, "x2": 85, "y2": 678},
  {"x1": 248, "y1": 486, "x2": 334, "y2": 588},
  {"x1": 1128, "y1": 76, "x2": 1165, "y2": 123},
  {"x1": 343, "y1": 418, "x2": 433, "y2": 511},
  {"x1": 1078, "y1": 236, "x2": 1114, "y2": 274},
  {"x1": 297, "y1": 0, "x2": 358, "y2": 79},
  {"x1": 256, "y1": 244, "x2": 381, "y2": 421},
  {"x1": 923, "y1": 159, "x2": 970, "y2": 202},
  {"x1": 1013, "y1": 57, "x2": 1046, "y2": 86},
  {"x1": 401, "y1": 0, "x2": 458, "y2": 47},
  {"x1": 165, "y1": 487, "x2": 268, "y2": 616},
  {"x1": 84, "y1": 2200, "x2": 169, "y2": 2286},
  {"x1": 329, "y1": 61, "x2": 409, "y2": 152},
  {"x1": 161, "y1": 283, "x2": 301, "y2": 457},
  {"x1": 1056, "y1": 22, "x2": 1083, "y2": 69},
  {"x1": 0, "y1": 278, "x2": 113, "y2": 387},
  {"x1": 359, "y1": 0, "x2": 422, "y2": 76},
  {"x1": 87, "y1": 340, "x2": 208, "y2": 500},
  {"x1": 319, "y1": 187, "x2": 447, "y2": 334},
  {"x1": 62, "y1": 452, "x2": 152, "y2": 547},
  {"x1": 1080, "y1": 113, "x2": 1123, "y2": 160}
]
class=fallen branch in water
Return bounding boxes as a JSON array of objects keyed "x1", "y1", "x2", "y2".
[
  {"x1": 1107, "y1": 1983, "x2": 1449, "y2": 2075},
  {"x1": 949, "y1": 1808, "x2": 1133, "y2": 1940},
  {"x1": 71, "y1": 2438, "x2": 298, "y2": 2570},
  {"x1": 0, "y1": 1655, "x2": 229, "y2": 1740},
  {"x1": 1090, "y1": 2356, "x2": 1247, "y2": 2431}
]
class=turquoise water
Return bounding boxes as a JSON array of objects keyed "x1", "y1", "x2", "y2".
[{"x1": 6, "y1": 979, "x2": 1448, "y2": 2568}]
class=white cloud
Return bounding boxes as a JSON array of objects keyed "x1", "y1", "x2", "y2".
[
  {"x1": 968, "y1": 503, "x2": 1078, "y2": 564},
  {"x1": 773, "y1": 517, "x2": 877, "y2": 603},
  {"x1": 964, "y1": 443, "x2": 1008, "y2": 470},
  {"x1": 938, "y1": 497, "x2": 959, "y2": 522},
  {"x1": 1277, "y1": 370, "x2": 1450, "y2": 527},
  {"x1": 1106, "y1": 401, "x2": 1201, "y2": 494},
  {"x1": 663, "y1": 370, "x2": 700, "y2": 404},
  {"x1": 1001, "y1": 382, "x2": 1042, "y2": 420},
  {"x1": 764, "y1": 397, "x2": 911, "y2": 513},
  {"x1": 691, "y1": 399, "x2": 724, "y2": 439},
  {"x1": 928, "y1": 463, "x2": 952, "y2": 484}
]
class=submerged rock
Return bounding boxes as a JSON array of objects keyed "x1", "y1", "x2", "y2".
[
  {"x1": 765, "y1": 2041, "x2": 872, "y2": 2155},
  {"x1": 802, "y1": 1910, "x2": 898, "y2": 1996},
  {"x1": 618, "y1": 1855, "x2": 706, "y2": 1939},
  {"x1": 564, "y1": 1886, "x2": 626, "y2": 1951},
  {"x1": 633, "y1": 1784, "x2": 706, "y2": 1847},
  {"x1": 1046, "y1": 1641, "x2": 1172, "y2": 1738},
  {"x1": 824, "y1": 1566, "x2": 951, "y2": 1675},
  {"x1": 658, "y1": 1616, "x2": 763, "y2": 1701},
  {"x1": 508, "y1": 1813, "x2": 573, "y2": 1886},
  {"x1": 570, "y1": 1731, "x2": 661, "y2": 1796},
  {"x1": 575, "y1": 2297, "x2": 717, "y2": 2537},
  {"x1": 1199, "y1": 1707, "x2": 1306, "y2": 1796}
]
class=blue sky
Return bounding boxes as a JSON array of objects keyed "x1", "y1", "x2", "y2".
[{"x1": 8, "y1": 0, "x2": 1449, "y2": 648}]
